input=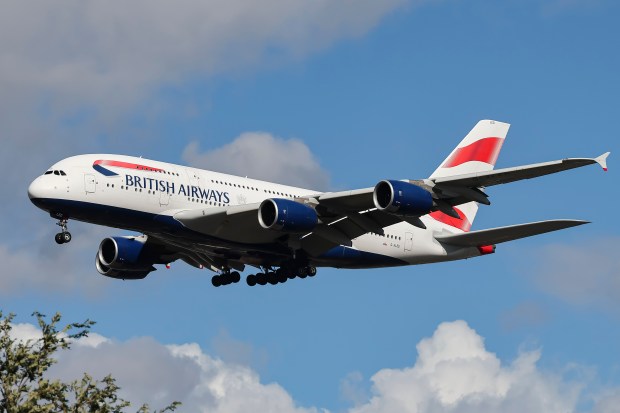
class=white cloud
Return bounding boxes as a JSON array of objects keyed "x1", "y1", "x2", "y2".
[
  {"x1": 211, "y1": 329, "x2": 268, "y2": 371},
  {"x1": 6, "y1": 319, "x2": 616, "y2": 412},
  {"x1": 183, "y1": 133, "x2": 330, "y2": 189},
  {"x1": 350, "y1": 320, "x2": 583, "y2": 413},
  {"x1": 527, "y1": 238, "x2": 620, "y2": 312},
  {"x1": 0, "y1": 0, "x2": 409, "y2": 123},
  {"x1": 10, "y1": 321, "x2": 109, "y2": 349},
  {"x1": 341, "y1": 371, "x2": 370, "y2": 406},
  {"x1": 9, "y1": 322, "x2": 43, "y2": 343},
  {"x1": 593, "y1": 388, "x2": 620, "y2": 413},
  {"x1": 45, "y1": 335, "x2": 321, "y2": 413},
  {"x1": 0, "y1": 223, "x2": 127, "y2": 296}
]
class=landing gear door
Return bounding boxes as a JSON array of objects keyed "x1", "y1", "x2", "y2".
[
  {"x1": 84, "y1": 174, "x2": 96, "y2": 193},
  {"x1": 404, "y1": 232, "x2": 413, "y2": 251}
]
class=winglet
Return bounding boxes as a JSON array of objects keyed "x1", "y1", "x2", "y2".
[{"x1": 595, "y1": 152, "x2": 610, "y2": 171}]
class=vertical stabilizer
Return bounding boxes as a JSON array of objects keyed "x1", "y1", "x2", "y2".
[
  {"x1": 426, "y1": 120, "x2": 510, "y2": 233},
  {"x1": 430, "y1": 120, "x2": 510, "y2": 180}
]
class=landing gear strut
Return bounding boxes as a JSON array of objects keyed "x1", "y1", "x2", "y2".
[{"x1": 55, "y1": 219, "x2": 72, "y2": 245}]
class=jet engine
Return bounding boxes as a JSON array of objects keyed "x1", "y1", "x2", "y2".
[
  {"x1": 373, "y1": 180, "x2": 433, "y2": 216},
  {"x1": 258, "y1": 198, "x2": 318, "y2": 232},
  {"x1": 95, "y1": 236, "x2": 155, "y2": 280}
]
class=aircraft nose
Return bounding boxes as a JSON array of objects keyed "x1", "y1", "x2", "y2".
[{"x1": 28, "y1": 176, "x2": 46, "y2": 201}]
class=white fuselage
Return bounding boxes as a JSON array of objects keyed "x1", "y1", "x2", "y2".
[{"x1": 28, "y1": 154, "x2": 483, "y2": 271}]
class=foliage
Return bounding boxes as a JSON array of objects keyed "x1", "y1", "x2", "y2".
[{"x1": 0, "y1": 311, "x2": 180, "y2": 413}]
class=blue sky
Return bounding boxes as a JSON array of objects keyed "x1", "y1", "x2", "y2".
[{"x1": 2, "y1": 0, "x2": 619, "y2": 411}]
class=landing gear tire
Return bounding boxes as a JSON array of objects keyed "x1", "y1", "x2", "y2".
[
  {"x1": 307, "y1": 265, "x2": 317, "y2": 277},
  {"x1": 212, "y1": 270, "x2": 242, "y2": 287},
  {"x1": 256, "y1": 273, "x2": 267, "y2": 286},
  {"x1": 54, "y1": 219, "x2": 71, "y2": 244},
  {"x1": 231, "y1": 271, "x2": 241, "y2": 283},
  {"x1": 275, "y1": 268, "x2": 288, "y2": 283},
  {"x1": 246, "y1": 274, "x2": 257, "y2": 286},
  {"x1": 267, "y1": 272, "x2": 278, "y2": 285}
]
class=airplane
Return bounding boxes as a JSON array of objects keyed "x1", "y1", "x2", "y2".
[{"x1": 27, "y1": 120, "x2": 609, "y2": 287}]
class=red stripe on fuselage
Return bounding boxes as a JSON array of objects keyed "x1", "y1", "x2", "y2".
[
  {"x1": 93, "y1": 160, "x2": 164, "y2": 173},
  {"x1": 442, "y1": 137, "x2": 504, "y2": 168},
  {"x1": 429, "y1": 207, "x2": 472, "y2": 232}
]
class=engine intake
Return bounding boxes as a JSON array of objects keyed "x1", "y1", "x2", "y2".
[
  {"x1": 95, "y1": 254, "x2": 150, "y2": 280},
  {"x1": 373, "y1": 180, "x2": 433, "y2": 216},
  {"x1": 258, "y1": 198, "x2": 318, "y2": 232},
  {"x1": 96, "y1": 236, "x2": 154, "y2": 279}
]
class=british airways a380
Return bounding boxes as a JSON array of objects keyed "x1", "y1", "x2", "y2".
[{"x1": 28, "y1": 120, "x2": 609, "y2": 287}]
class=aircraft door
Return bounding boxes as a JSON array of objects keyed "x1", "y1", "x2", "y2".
[
  {"x1": 404, "y1": 232, "x2": 413, "y2": 251},
  {"x1": 160, "y1": 191, "x2": 170, "y2": 206},
  {"x1": 84, "y1": 174, "x2": 96, "y2": 193}
]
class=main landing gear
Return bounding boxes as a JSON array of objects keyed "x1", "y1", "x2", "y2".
[
  {"x1": 245, "y1": 265, "x2": 316, "y2": 287},
  {"x1": 210, "y1": 265, "x2": 317, "y2": 288},
  {"x1": 211, "y1": 270, "x2": 241, "y2": 287},
  {"x1": 54, "y1": 219, "x2": 72, "y2": 245}
]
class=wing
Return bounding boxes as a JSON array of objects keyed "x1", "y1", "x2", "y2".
[
  {"x1": 166, "y1": 149, "x2": 608, "y2": 262},
  {"x1": 431, "y1": 153, "x2": 610, "y2": 205}
]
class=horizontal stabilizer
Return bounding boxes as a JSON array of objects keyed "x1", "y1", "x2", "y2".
[{"x1": 435, "y1": 219, "x2": 589, "y2": 247}]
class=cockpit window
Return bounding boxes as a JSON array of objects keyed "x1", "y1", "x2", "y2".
[{"x1": 44, "y1": 169, "x2": 67, "y2": 176}]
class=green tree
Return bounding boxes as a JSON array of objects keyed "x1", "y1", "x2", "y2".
[{"x1": 0, "y1": 311, "x2": 180, "y2": 413}]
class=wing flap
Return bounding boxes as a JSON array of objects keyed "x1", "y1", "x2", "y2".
[
  {"x1": 300, "y1": 209, "x2": 404, "y2": 256},
  {"x1": 435, "y1": 219, "x2": 589, "y2": 247}
]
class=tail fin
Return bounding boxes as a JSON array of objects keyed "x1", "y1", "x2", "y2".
[
  {"x1": 427, "y1": 202, "x2": 479, "y2": 233},
  {"x1": 427, "y1": 120, "x2": 510, "y2": 233},
  {"x1": 430, "y1": 120, "x2": 510, "y2": 180}
]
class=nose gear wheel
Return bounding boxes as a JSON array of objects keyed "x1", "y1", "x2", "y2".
[{"x1": 54, "y1": 219, "x2": 72, "y2": 244}]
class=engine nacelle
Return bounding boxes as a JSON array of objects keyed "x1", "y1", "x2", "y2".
[
  {"x1": 95, "y1": 254, "x2": 150, "y2": 280},
  {"x1": 96, "y1": 237, "x2": 154, "y2": 279},
  {"x1": 258, "y1": 198, "x2": 318, "y2": 232},
  {"x1": 373, "y1": 180, "x2": 433, "y2": 216}
]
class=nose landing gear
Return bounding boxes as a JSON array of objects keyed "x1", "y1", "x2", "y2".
[{"x1": 54, "y1": 219, "x2": 72, "y2": 244}]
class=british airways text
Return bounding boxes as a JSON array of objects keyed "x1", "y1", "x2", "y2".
[{"x1": 125, "y1": 175, "x2": 230, "y2": 203}]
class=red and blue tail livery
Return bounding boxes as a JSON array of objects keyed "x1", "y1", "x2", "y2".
[
  {"x1": 441, "y1": 137, "x2": 504, "y2": 168},
  {"x1": 28, "y1": 120, "x2": 609, "y2": 287}
]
